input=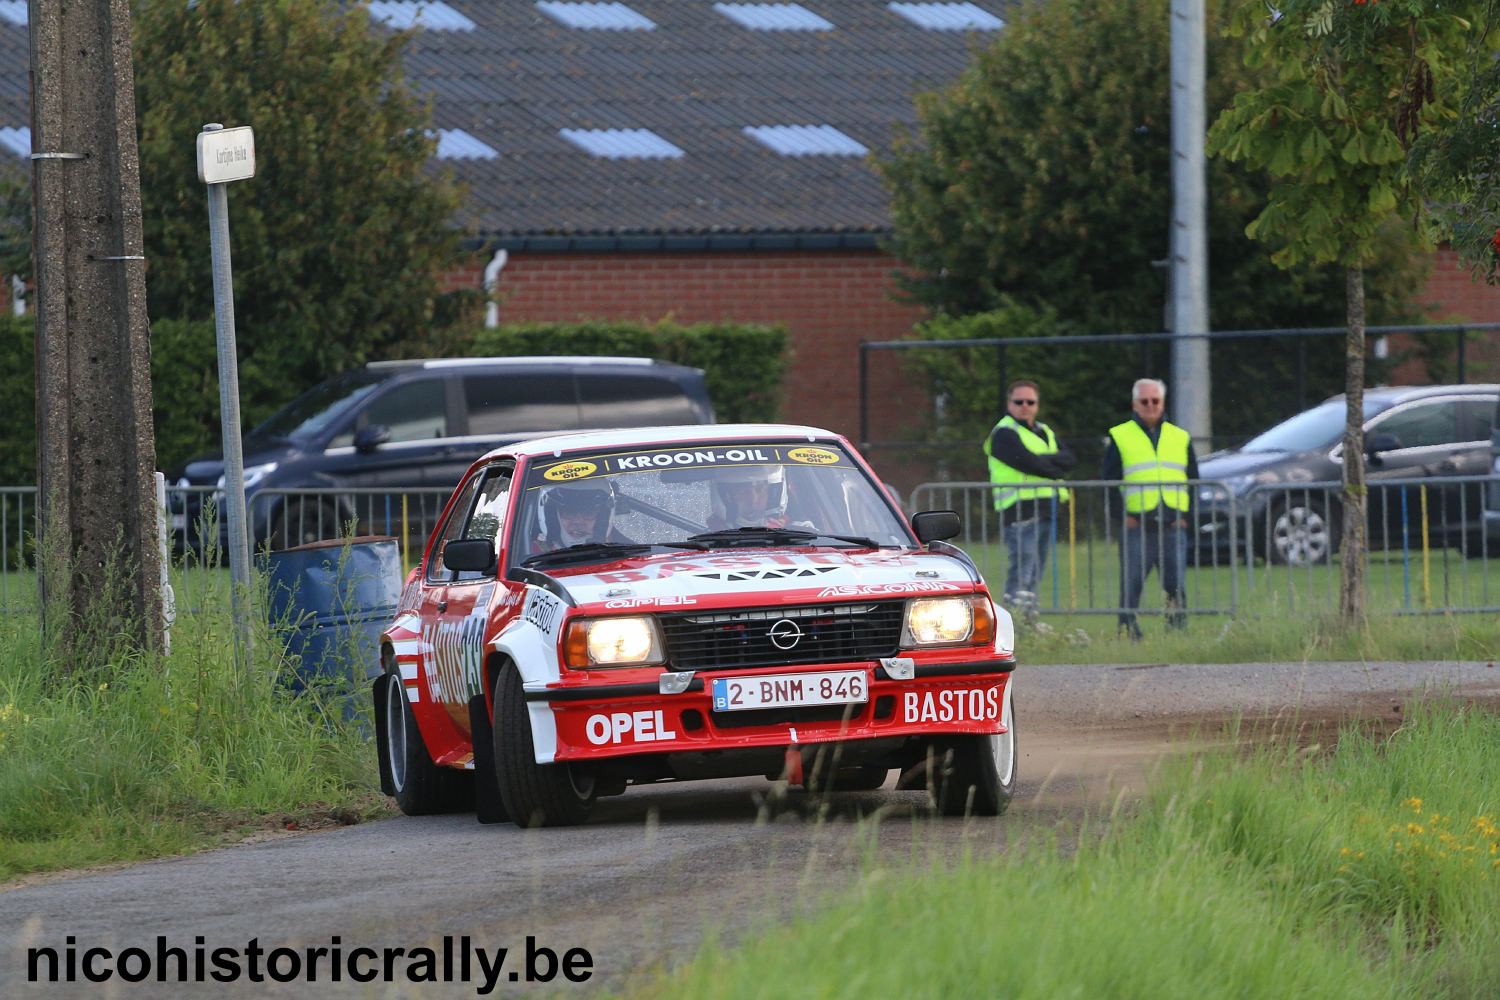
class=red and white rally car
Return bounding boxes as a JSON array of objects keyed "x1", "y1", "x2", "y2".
[{"x1": 373, "y1": 424, "x2": 1017, "y2": 827}]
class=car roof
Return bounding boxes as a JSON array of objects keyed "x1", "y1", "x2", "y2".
[
  {"x1": 364, "y1": 356, "x2": 696, "y2": 373},
  {"x1": 489, "y1": 423, "x2": 844, "y2": 461},
  {"x1": 1323, "y1": 384, "x2": 1500, "y2": 406}
]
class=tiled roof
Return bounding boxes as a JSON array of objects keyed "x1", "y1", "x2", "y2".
[{"x1": 0, "y1": 1, "x2": 1007, "y2": 239}]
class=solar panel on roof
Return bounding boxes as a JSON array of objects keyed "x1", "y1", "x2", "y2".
[
  {"x1": 743, "y1": 125, "x2": 868, "y2": 157},
  {"x1": 368, "y1": 1, "x2": 477, "y2": 31},
  {"x1": 536, "y1": 2, "x2": 656, "y2": 30},
  {"x1": 436, "y1": 129, "x2": 499, "y2": 160},
  {"x1": 0, "y1": 2, "x2": 25, "y2": 27},
  {"x1": 887, "y1": 2, "x2": 1005, "y2": 30},
  {"x1": 713, "y1": 4, "x2": 835, "y2": 31},
  {"x1": 560, "y1": 128, "x2": 684, "y2": 160},
  {"x1": 0, "y1": 126, "x2": 28, "y2": 158}
]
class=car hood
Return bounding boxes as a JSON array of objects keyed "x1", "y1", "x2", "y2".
[
  {"x1": 1199, "y1": 450, "x2": 1291, "y2": 481},
  {"x1": 544, "y1": 548, "x2": 979, "y2": 608},
  {"x1": 179, "y1": 446, "x2": 292, "y2": 484}
]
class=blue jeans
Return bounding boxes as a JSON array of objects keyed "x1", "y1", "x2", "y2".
[
  {"x1": 1118, "y1": 518, "x2": 1188, "y2": 632},
  {"x1": 1003, "y1": 514, "x2": 1053, "y2": 602}
]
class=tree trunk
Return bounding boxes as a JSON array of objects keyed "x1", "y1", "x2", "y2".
[{"x1": 1339, "y1": 266, "x2": 1367, "y2": 627}]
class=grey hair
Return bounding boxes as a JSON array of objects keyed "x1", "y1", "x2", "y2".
[{"x1": 1132, "y1": 378, "x2": 1166, "y2": 401}]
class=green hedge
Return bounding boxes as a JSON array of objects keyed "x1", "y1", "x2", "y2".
[
  {"x1": 467, "y1": 320, "x2": 787, "y2": 424},
  {"x1": 0, "y1": 316, "x2": 223, "y2": 484}
]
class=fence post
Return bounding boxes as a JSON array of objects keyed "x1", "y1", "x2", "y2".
[{"x1": 1456, "y1": 327, "x2": 1467, "y2": 384}]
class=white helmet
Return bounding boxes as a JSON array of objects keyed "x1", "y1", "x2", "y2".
[
  {"x1": 712, "y1": 465, "x2": 787, "y2": 527},
  {"x1": 540, "y1": 479, "x2": 617, "y2": 547}
]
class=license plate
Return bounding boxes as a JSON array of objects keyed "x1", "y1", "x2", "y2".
[{"x1": 712, "y1": 670, "x2": 868, "y2": 712}]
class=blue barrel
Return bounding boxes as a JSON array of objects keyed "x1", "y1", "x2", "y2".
[{"x1": 261, "y1": 536, "x2": 403, "y2": 697}]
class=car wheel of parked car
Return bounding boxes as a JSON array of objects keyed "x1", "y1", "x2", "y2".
[
  {"x1": 493, "y1": 665, "x2": 596, "y2": 828},
  {"x1": 934, "y1": 684, "x2": 1017, "y2": 817},
  {"x1": 271, "y1": 499, "x2": 342, "y2": 550},
  {"x1": 383, "y1": 664, "x2": 472, "y2": 816},
  {"x1": 1266, "y1": 498, "x2": 1338, "y2": 566}
]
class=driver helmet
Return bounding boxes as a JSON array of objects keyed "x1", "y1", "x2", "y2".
[
  {"x1": 711, "y1": 464, "x2": 788, "y2": 527},
  {"x1": 540, "y1": 479, "x2": 618, "y2": 547}
]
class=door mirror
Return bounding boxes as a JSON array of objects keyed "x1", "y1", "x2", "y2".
[
  {"x1": 1364, "y1": 432, "x2": 1401, "y2": 466},
  {"x1": 442, "y1": 538, "x2": 496, "y2": 575},
  {"x1": 353, "y1": 424, "x2": 390, "y2": 453},
  {"x1": 911, "y1": 510, "x2": 961, "y2": 544}
]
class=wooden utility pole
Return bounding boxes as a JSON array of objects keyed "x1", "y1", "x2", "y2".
[
  {"x1": 1339, "y1": 266, "x2": 1367, "y2": 626},
  {"x1": 30, "y1": 0, "x2": 162, "y2": 656}
]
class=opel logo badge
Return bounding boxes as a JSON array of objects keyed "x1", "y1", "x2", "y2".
[{"x1": 768, "y1": 618, "x2": 803, "y2": 650}]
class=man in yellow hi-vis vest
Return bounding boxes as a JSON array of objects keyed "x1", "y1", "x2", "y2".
[
  {"x1": 1102, "y1": 378, "x2": 1199, "y2": 640},
  {"x1": 984, "y1": 379, "x2": 1076, "y2": 616}
]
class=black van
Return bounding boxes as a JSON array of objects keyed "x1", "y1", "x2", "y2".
[{"x1": 172, "y1": 356, "x2": 714, "y2": 550}]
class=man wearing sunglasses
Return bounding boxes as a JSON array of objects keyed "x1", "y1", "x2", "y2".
[
  {"x1": 984, "y1": 378, "x2": 1076, "y2": 618},
  {"x1": 1102, "y1": 378, "x2": 1200, "y2": 640}
]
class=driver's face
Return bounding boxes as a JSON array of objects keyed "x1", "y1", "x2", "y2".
[
  {"x1": 558, "y1": 509, "x2": 598, "y2": 538},
  {"x1": 725, "y1": 481, "x2": 770, "y2": 513}
]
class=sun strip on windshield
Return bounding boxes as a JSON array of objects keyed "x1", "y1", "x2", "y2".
[{"x1": 524, "y1": 442, "x2": 847, "y2": 492}]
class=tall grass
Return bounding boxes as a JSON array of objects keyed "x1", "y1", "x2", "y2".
[
  {"x1": 0, "y1": 556, "x2": 384, "y2": 880},
  {"x1": 640, "y1": 702, "x2": 1500, "y2": 997}
]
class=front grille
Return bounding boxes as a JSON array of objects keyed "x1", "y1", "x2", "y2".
[
  {"x1": 711, "y1": 703, "x2": 867, "y2": 730},
  {"x1": 658, "y1": 601, "x2": 905, "y2": 671}
]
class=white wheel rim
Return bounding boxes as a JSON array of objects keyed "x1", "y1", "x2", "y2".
[
  {"x1": 1274, "y1": 507, "x2": 1328, "y2": 565},
  {"x1": 386, "y1": 676, "x2": 408, "y2": 792},
  {"x1": 991, "y1": 682, "x2": 1015, "y2": 786}
]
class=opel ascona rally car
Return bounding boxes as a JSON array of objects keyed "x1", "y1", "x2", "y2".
[{"x1": 374, "y1": 424, "x2": 1018, "y2": 827}]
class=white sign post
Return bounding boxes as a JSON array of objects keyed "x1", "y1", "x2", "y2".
[{"x1": 198, "y1": 122, "x2": 257, "y2": 671}]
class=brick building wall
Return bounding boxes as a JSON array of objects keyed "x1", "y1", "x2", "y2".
[
  {"x1": 1394, "y1": 247, "x2": 1500, "y2": 382},
  {"x1": 450, "y1": 249, "x2": 929, "y2": 444}
]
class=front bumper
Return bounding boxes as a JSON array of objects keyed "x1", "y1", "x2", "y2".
[{"x1": 531, "y1": 655, "x2": 1015, "y2": 762}]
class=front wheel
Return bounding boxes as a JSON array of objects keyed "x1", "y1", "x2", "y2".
[
  {"x1": 933, "y1": 682, "x2": 1017, "y2": 817},
  {"x1": 493, "y1": 666, "x2": 596, "y2": 828}
]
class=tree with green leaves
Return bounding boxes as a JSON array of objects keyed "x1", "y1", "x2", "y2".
[
  {"x1": 1208, "y1": 0, "x2": 1473, "y2": 625},
  {"x1": 132, "y1": 0, "x2": 471, "y2": 434},
  {"x1": 875, "y1": 0, "x2": 1423, "y2": 451}
]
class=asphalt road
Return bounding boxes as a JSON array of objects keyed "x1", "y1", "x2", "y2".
[{"x1": 3, "y1": 659, "x2": 1498, "y2": 998}]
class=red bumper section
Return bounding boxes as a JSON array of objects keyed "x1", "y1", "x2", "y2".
[{"x1": 535, "y1": 659, "x2": 1014, "y2": 762}]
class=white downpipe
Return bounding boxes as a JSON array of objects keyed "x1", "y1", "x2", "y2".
[
  {"x1": 483, "y1": 249, "x2": 508, "y2": 328},
  {"x1": 11, "y1": 274, "x2": 23, "y2": 316}
]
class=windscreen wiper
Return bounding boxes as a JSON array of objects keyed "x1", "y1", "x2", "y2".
[
  {"x1": 521, "y1": 542, "x2": 655, "y2": 568},
  {"x1": 683, "y1": 527, "x2": 886, "y2": 549}
]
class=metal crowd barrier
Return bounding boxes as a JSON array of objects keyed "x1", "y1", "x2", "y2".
[{"x1": 912, "y1": 475, "x2": 1500, "y2": 620}]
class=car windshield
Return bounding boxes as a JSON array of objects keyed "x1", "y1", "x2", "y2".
[
  {"x1": 512, "y1": 440, "x2": 912, "y2": 565},
  {"x1": 245, "y1": 370, "x2": 384, "y2": 447},
  {"x1": 1240, "y1": 398, "x2": 1386, "y2": 453}
]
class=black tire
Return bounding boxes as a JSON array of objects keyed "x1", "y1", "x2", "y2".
[
  {"x1": 1264, "y1": 497, "x2": 1338, "y2": 567},
  {"x1": 468, "y1": 693, "x2": 510, "y2": 825},
  {"x1": 932, "y1": 684, "x2": 1017, "y2": 817},
  {"x1": 380, "y1": 665, "x2": 472, "y2": 815},
  {"x1": 271, "y1": 498, "x2": 342, "y2": 550},
  {"x1": 493, "y1": 666, "x2": 596, "y2": 828}
]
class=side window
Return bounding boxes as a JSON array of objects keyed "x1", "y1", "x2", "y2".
[
  {"x1": 577, "y1": 373, "x2": 698, "y2": 427},
  {"x1": 465, "y1": 374, "x2": 580, "y2": 435},
  {"x1": 1372, "y1": 402, "x2": 1461, "y2": 450},
  {"x1": 426, "y1": 472, "x2": 485, "y2": 582},
  {"x1": 1457, "y1": 399, "x2": 1496, "y2": 442},
  {"x1": 455, "y1": 465, "x2": 514, "y2": 583},
  {"x1": 330, "y1": 378, "x2": 448, "y2": 447}
]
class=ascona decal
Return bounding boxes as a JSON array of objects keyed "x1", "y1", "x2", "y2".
[
  {"x1": 903, "y1": 687, "x2": 1001, "y2": 724},
  {"x1": 816, "y1": 582, "x2": 963, "y2": 598},
  {"x1": 613, "y1": 448, "x2": 772, "y2": 471}
]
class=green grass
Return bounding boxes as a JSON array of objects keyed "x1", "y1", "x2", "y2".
[
  {"x1": 0, "y1": 565, "x2": 387, "y2": 880},
  {"x1": 636, "y1": 702, "x2": 1500, "y2": 998}
]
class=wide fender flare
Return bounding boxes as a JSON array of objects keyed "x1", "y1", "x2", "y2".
[{"x1": 490, "y1": 586, "x2": 566, "y2": 765}]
